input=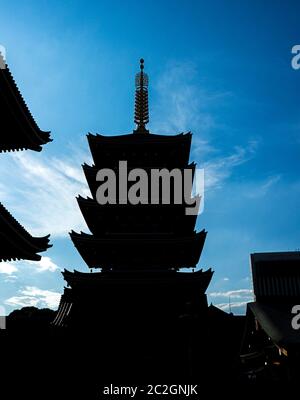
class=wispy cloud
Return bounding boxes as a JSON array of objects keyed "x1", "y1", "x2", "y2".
[
  {"x1": 0, "y1": 151, "x2": 91, "y2": 238},
  {"x1": 5, "y1": 286, "x2": 61, "y2": 309},
  {"x1": 151, "y1": 61, "x2": 230, "y2": 136},
  {"x1": 214, "y1": 301, "x2": 249, "y2": 313},
  {"x1": 151, "y1": 62, "x2": 257, "y2": 192},
  {"x1": 203, "y1": 142, "x2": 258, "y2": 191},
  {"x1": 208, "y1": 288, "x2": 254, "y2": 315},
  {"x1": 0, "y1": 263, "x2": 18, "y2": 275},
  {"x1": 209, "y1": 289, "x2": 253, "y2": 299},
  {"x1": 244, "y1": 174, "x2": 281, "y2": 198},
  {"x1": 0, "y1": 257, "x2": 60, "y2": 275},
  {"x1": 25, "y1": 257, "x2": 60, "y2": 273}
]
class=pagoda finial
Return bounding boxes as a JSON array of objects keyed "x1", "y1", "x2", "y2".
[{"x1": 134, "y1": 58, "x2": 149, "y2": 133}]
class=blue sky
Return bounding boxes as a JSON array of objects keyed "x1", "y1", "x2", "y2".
[{"x1": 0, "y1": 0, "x2": 300, "y2": 314}]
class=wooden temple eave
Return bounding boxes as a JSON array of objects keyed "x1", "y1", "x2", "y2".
[
  {"x1": 77, "y1": 197, "x2": 198, "y2": 236},
  {"x1": 87, "y1": 132, "x2": 192, "y2": 168},
  {"x1": 62, "y1": 268, "x2": 213, "y2": 291},
  {"x1": 0, "y1": 201, "x2": 51, "y2": 261},
  {"x1": 86, "y1": 131, "x2": 192, "y2": 143},
  {"x1": 69, "y1": 230, "x2": 206, "y2": 270},
  {"x1": 0, "y1": 63, "x2": 52, "y2": 152}
]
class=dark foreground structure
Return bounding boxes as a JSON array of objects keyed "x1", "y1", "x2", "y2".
[{"x1": 241, "y1": 251, "x2": 300, "y2": 383}]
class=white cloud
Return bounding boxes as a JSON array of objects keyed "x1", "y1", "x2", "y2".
[
  {"x1": 151, "y1": 62, "x2": 257, "y2": 191},
  {"x1": 151, "y1": 61, "x2": 229, "y2": 136},
  {"x1": 0, "y1": 257, "x2": 60, "y2": 276},
  {"x1": 214, "y1": 301, "x2": 249, "y2": 313},
  {"x1": 5, "y1": 286, "x2": 61, "y2": 309},
  {"x1": 0, "y1": 150, "x2": 91, "y2": 238},
  {"x1": 0, "y1": 262, "x2": 18, "y2": 275},
  {"x1": 192, "y1": 136, "x2": 217, "y2": 157},
  {"x1": 3, "y1": 275, "x2": 18, "y2": 283},
  {"x1": 52, "y1": 158, "x2": 88, "y2": 185},
  {"x1": 209, "y1": 289, "x2": 253, "y2": 299},
  {"x1": 208, "y1": 288, "x2": 253, "y2": 314},
  {"x1": 26, "y1": 257, "x2": 60, "y2": 273},
  {"x1": 5, "y1": 296, "x2": 38, "y2": 308},
  {"x1": 203, "y1": 142, "x2": 258, "y2": 191},
  {"x1": 244, "y1": 174, "x2": 281, "y2": 198}
]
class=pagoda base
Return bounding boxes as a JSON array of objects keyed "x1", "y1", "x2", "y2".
[{"x1": 53, "y1": 268, "x2": 213, "y2": 330}]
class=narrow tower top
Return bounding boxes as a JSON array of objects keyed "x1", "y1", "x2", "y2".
[{"x1": 134, "y1": 58, "x2": 149, "y2": 133}]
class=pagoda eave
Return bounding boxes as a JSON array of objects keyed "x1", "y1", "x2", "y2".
[
  {"x1": 63, "y1": 267, "x2": 213, "y2": 292},
  {"x1": 0, "y1": 201, "x2": 51, "y2": 261},
  {"x1": 77, "y1": 195, "x2": 198, "y2": 235},
  {"x1": 87, "y1": 131, "x2": 192, "y2": 168},
  {"x1": 70, "y1": 230, "x2": 206, "y2": 270},
  {"x1": 0, "y1": 64, "x2": 52, "y2": 152}
]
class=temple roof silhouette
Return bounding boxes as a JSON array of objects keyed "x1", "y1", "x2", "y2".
[
  {"x1": 241, "y1": 251, "x2": 300, "y2": 381},
  {"x1": 0, "y1": 202, "x2": 51, "y2": 262},
  {"x1": 247, "y1": 252, "x2": 300, "y2": 345},
  {"x1": 86, "y1": 132, "x2": 192, "y2": 168},
  {"x1": 70, "y1": 229, "x2": 206, "y2": 270},
  {"x1": 251, "y1": 252, "x2": 300, "y2": 299},
  {"x1": 76, "y1": 195, "x2": 198, "y2": 235},
  {"x1": 0, "y1": 59, "x2": 52, "y2": 261},
  {"x1": 62, "y1": 267, "x2": 213, "y2": 288},
  {"x1": 0, "y1": 60, "x2": 52, "y2": 152}
]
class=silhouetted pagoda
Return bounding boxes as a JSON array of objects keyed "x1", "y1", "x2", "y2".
[
  {"x1": 0, "y1": 52, "x2": 51, "y2": 152},
  {"x1": 54, "y1": 62, "x2": 213, "y2": 381},
  {"x1": 0, "y1": 53, "x2": 51, "y2": 261}
]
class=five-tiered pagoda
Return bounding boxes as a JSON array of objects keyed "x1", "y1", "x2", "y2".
[{"x1": 54, "y1": 61, "x2": 213, "y2": 347}]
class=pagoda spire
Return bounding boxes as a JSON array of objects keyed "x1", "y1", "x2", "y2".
[{"x1": 134, "y1": 58, "x2": 149, "y2": 133}]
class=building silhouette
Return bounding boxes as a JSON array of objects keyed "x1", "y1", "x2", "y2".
[
  {"x1": 241, "y1": 251, "x2": 300, "y2": 382},
  {"x1": 53, "y1": 60, "x2": 212, "y2": 336},
  {"x1": 0, "y1": 53, "x2": 51, "y2": 261}
]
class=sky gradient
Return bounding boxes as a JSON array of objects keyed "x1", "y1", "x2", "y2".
[{"x1": 0, "y1": 0, "x2": 300, "y2": 314}]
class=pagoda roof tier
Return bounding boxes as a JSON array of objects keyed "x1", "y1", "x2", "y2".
[
  {"x1": 69, "y1": 230, "x2": 206, "y2": 270},
  {"x1": 0, "y1": 201, "x2": 52, "y2": 261},
  {"x1": 77, "y1": 195, "x2": 198, "y2": 235},
  {"x1": 53, "y1": 267, "x2": 213, "y2": 327},
  {"x1": 87, "y1": 132, "x2": 192, "y2": 168},
  {"x1": 0, "y1": 63, "x2": 52, "y2": 152},
  {"x1": 82, "y1": 162, "x2": 196, "y2": 201},
  {"x1": 62, "y1": 268, "x2": 213, "y2": 293}
]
